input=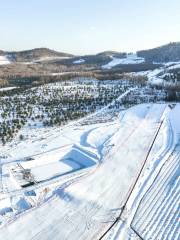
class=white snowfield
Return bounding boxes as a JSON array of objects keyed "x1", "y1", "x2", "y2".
[
  {"x1": 1, "y1": 103, "x2": 179, "y2": 240},
  {"x1": 73, "y1": 59, "x2": 85, "y2": 64},
  {"x1": 102, "y1": 54, "x2": 145, "y2": 69},
  {"x1": 0, "y1": 56, "x2": 11, "y2": 65}
]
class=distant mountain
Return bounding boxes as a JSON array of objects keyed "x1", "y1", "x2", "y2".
[
  {"x1": 96, "y1": 51, "x2": 126, "y2": 58},
  {"x1": 78, "y1": 54, "x2": 113, "y2": 65},
  {"x1": 137, "y1": 42, "x2": 180, "y2": 63},
  {"x1": 0, "y1": 48, "x2": 74, "y2": 62},
  {"x1": 1, "y1": 43, "x2": 180, "y2": 66},
  {"x1": 61, "y1": 51, "x2": 127, "y2": 66},
  {"x1": 0, "y1": 48, "x2": 127, "y2": 66},
  {"x1": 57, "y1": 54, "x2": 112, "y2": 66}
]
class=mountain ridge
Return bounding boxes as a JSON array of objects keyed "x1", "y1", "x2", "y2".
[
  {"x1": 0, "y1": 48, "x2": 74, "y2": 62},
  {"x1": 1, "y1": 42, "x2": 180, "y2": 64},
  {"x1": 137, "y1": 42, "x2": 180, "y2": 62}
]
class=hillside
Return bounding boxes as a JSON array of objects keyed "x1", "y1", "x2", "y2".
[
  {"x1": 96, "y1": 51, "x2": 126, "y2": 58},
  {"x1": 0, "y1": 48, "x2": 74, "y2": 62},
  {"x1": 137, "y1": 42, "x2": 180, "y2": 63}
]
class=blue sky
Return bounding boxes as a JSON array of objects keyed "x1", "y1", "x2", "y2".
[{"x1": 0, "y1": 0, "x2": 180, "y2": 54}]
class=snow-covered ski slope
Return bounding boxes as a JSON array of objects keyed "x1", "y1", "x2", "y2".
[
  {"x1": 102, "y1": 54, "x2": 144, "y2": 69},
  {"x1": 105, "y1": 104, "x2": 180, "y2": 240},
  {"x1": 131, "y1": 146, "x2": 179, "y2": 240},
  {"x1": 130, "y1": 105, "x2": 180, "y2": 240},
  {"x1": 1, "y1": 103, "x2": 177, "y2": 240}
]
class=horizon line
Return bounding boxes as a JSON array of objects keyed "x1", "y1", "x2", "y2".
[{"x1": 0, "y1": 41, "x2": 179, "y2": 56}]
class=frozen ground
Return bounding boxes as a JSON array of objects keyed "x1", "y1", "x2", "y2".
[{"x1": 0, "y1": 102, "x2": 178, "y2": 240}]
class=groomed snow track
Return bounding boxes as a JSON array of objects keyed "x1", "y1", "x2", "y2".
[
  {"x1": 108, "y1": 104, "x2": 180, "y2": 240},
  {"x1": 99, "y1": 118, "x2": 165, "y2": 240},
  {"x1": 131, "y1": 144, "x2": 180, "y2": 240}
]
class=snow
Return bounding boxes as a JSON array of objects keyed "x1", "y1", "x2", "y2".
[
  {"x1": 0, "y1": 87, "x2": 17, "y2": 92},
  {"x1": 133, "y1": 61, "x2": 180, "y2": 85},
  {"x1": 0, "y1": 85, "x2": 134, "y2": 163},
  {"x1": 34, "y1": 56, "x2": 72, "y2": 62},
  {"x1": 30, "y1": 161, "x2": 80, "y2": 182},
  {"x1": 102, "y1": 54, "x2": 145, "y2": 69},
  {"x1": 131, "y1": 68, "x2": 164, "y2": 85},
  {"x1": 0, "y1": 56, "x2": 11, "y2": 65},
  {"x1": 132, "y1": 151, "x2": 179, "y2": 239},
  {"x1": 51, "y1": 72, "x2": 74, "y2": 76},
  {"x1": 0, "y1": 103, "x2": 173, "y2": 240},
  {"x1": 169, "y1": 104, "x2": 180, "y2": 142},
  {"x1": 12, "y1": 198, "x2": 31, "y2": 213},
  {"x1": 0, "y1": 48, "x2": 179, "y2": 239},
  {"x1": 0, "y1": 73, "x2": 178, "y2": 239},
  {"x1": 106, "y1": 104, "x2": 180, "y2": 240},
  {"x1": 73, "y1": 59, "x2": 85, "y2": 64},
  {"x1": 132, "y1": 68, "x2": 164, "y2": 85},
  {"x1": 0, "y1": 198, "x2": 12, "y2": 215},
  {"x1": 168, "y1": 63, "x2": 180, "y2": 70},
  {"x1": 159, "y1": 61, "x2": 180, "y2": 68}
]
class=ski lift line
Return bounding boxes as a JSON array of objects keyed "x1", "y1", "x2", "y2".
[{"x1": 99, "y1": 119, "x2": 164, "y2": 240}]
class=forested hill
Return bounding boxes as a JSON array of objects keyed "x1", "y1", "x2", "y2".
[
  {"x1": 137, "y1": 42, "x2": 180, "y2": 62},
  {"x1": 0, "y1": 48, "x2": 74, "y2": 62}
]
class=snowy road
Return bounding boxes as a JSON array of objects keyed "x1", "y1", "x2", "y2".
[{"x1": 0, "y1": 104, "x2": 167, "y2": 240}]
